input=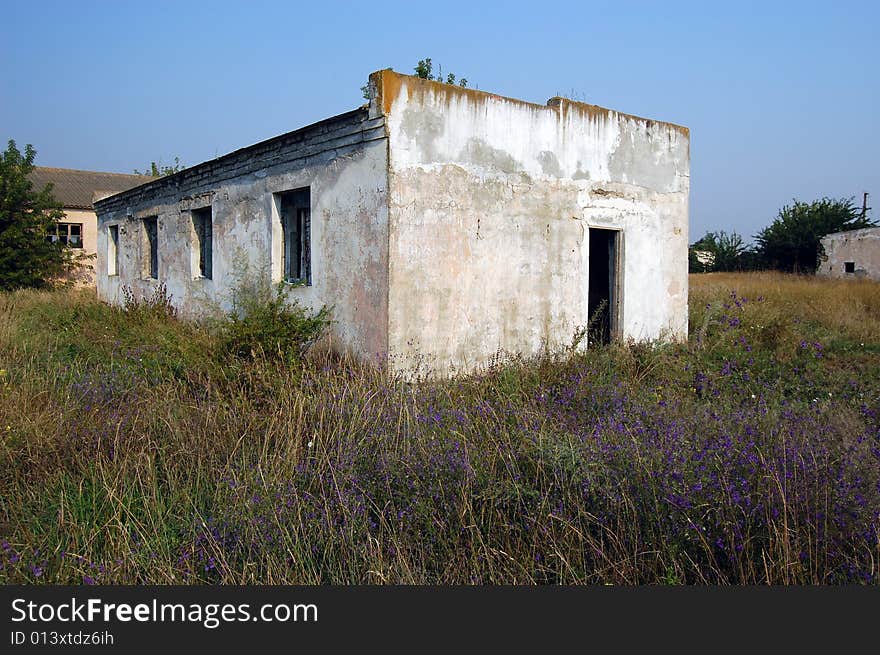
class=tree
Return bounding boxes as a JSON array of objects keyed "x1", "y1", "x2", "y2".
[
  {"x1": 0, "y1": 140, "x2": 72, "y2": 290},
  {"x1": 689, "y1": 230, "x2": 753, "y2": 272},
  {"x1": 754, "y1": 197, "x2": 875, "y2": 272},
  {"x1": 134, "y1": 156, "x2": 184, "y2": 177}
]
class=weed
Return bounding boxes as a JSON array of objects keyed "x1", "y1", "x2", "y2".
[{"x1": 0, "y1": 273, "x2": 878, "y2": 584}]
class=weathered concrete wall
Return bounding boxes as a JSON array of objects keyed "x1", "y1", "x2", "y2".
[
  {"x1": 95, "y1": 109, "x2": 389, "y2": 362},
  {"x1": 819, "y1": 227, "x2": 880, "y2": 281},
  {"x1": 375, "y1": 70, "x2": 689, "y2": 375},
  {"x1": 96, "y1": 71, "x2": 689, "y2": 376}
]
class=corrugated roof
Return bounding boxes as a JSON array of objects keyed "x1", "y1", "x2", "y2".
[{"x1": 27, "y1": 167, "x2": 155, "y2": 210}]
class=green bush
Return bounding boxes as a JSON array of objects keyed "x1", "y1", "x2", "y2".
[{"x1": 220, "y1": 281, "x2": 331, "y2": 363}]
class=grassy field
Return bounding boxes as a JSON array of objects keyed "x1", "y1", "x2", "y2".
[{"x1": 0, "y1": 272, "x2": 878, "y2": 584}]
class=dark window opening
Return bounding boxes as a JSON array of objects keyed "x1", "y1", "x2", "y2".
[
  {"x1": 108, "y1": 225, "x2": 119, "y2": 276},
  {"x1": 143, "y1": 216, "x2": 158, "y2": 279},
  {"x1": 48, "y1": 222, "x2": 83, "y2": 248},
  {"x1": 192, "y1": 207, "x2": 213, "y2": 279},
  {"x1": 587, "y1": 228, "x2": 619, "y2": 345},
  {"x1": 279, "y1": 188, "x2": 311, "y2": 285},
  {"x1": 844, "y1": 261, "x2": 855, "y2": 273}
]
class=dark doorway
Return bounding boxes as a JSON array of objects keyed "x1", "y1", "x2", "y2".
[{"x1": 587, "y1": 228, "x2": 618, "y2": 345}]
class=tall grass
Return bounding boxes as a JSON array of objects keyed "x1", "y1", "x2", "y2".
[{"x1": 1, "y1": 272, "x2": 878, "y2": 584}]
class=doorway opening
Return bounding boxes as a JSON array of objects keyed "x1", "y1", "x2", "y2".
[{"x1": 587, "y1": 228, "x2": 619, "y2": 345}]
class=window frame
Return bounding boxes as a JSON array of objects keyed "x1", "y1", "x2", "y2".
[
  {"x1": 276, "y1": 188, "x2": 311, "y2": 286},
  {"x1": 48, "y1": 222, "x2": 84, "y2": 248},
  {"x1": 142, "y1": 216, "x2": 159, "y2": 280},
  {"x1": 191, "y1": 207, "x2": 213, "y2": 280},
  {"x1": 107, "y1": 225, "x2": 119, "y2": 276}
]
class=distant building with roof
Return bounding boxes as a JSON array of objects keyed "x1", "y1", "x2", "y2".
[{"x1": 27, "y1": 167, "x2": 153, "y2": 285}]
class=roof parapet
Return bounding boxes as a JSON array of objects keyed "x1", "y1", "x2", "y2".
[{"x1": 369, "y1": 69, "x2": 688, "y2": 136}]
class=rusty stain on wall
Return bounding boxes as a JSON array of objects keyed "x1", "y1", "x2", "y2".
[{"x1": 95, "y1": 70, "x2": 690, "y2": 377}]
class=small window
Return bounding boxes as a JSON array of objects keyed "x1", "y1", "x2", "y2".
[
  {"x1": 278, "y1": 188, "x2": 311, "y2": 285},
  {"x1": 47, "y1": 222, "x2": 83, "y2": 248},
  {"x1": 844, "y1": 261, "x2": 855, "y2": 274},
  {"x1": 192, "y1": 207, "x2": 213, "y2": 279},
  {"x1": 142, "y1": 216, "x2": 158, "y2": 279},
  {"x1": 108, "y1": 225, "x2": 119, "y2": 276}
]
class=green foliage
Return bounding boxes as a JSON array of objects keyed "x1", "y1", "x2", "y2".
[
  {"x1": 414, "y1": 57, "x2": 468, "y2": 88},
  {"x1": 134, "y1": 157, "x2": 185, "y2": 177},
  {"x1": 220, "y1": 281, "x2": 332, "y2": 363},
  {"x1": 361, "y1": 59, "x2": 471, "y2": 101},
  {"x1": 689, "y1": 231, "x2": 756, "y2": 273},
  {"x1": 755, "y1": 197, "x2": 875, "y2": 272},
  {"x1": 0, "y1": 140, "x2": 73, "y2": 290}
]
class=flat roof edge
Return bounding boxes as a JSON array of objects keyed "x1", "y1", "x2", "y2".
[
  {"x1": 371, "y1": 69, "x2": 689, "y2": 136},
  {"x1": 94, "y1": 107, "x2": 368, "y2": 211}
]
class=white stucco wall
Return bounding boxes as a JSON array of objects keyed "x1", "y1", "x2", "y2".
[
  {"x1": 376, "y1": 71, "x2": 690, "y2": 375},
  {"x1": 96, "y1": 137, "x2": 389, "y2": 362},
  {"x1": 96, "y1": 72, "x2": 689, "y2": 377}
]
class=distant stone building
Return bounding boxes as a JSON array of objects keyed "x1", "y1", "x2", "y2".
[
  {"x1": 27, "y1": 167, "x2": 153, "y2": 284},
  {"x1": 819, "y1": 227, "x2": 880, "y2": 281},
  {"x1": 94, "y1": 70, "x2": 690, "y2": 376},
  {"x1": 694, "y1": 250, "x2": 716, "y2": 265}
]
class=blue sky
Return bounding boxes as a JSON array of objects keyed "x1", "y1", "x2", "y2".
[{"x1": 2, "y1": 0, "x2": 877, "y2": 241}]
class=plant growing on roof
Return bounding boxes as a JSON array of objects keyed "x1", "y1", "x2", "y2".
[
  {"x1": 361, "y1": 59, "x2": 471, "y2": 100},
  {"x1": 414, "y1": 57, "x2": 468, "y2": 88},
  {"x1": 134, "y1": 157, "x2": 185, "y2": 177}
]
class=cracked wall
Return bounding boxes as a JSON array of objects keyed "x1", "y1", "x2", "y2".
[
  {"x1": 377, "y1": 70, "x2": 689, "y2": 375},
  {"x1": 819, "y1": 228, "x2": 880, "y2": 281},
  {"x1": 95, "y1": 110, "x2": 389, "y2": 363},
  {"x1": 95, "y1": 71, "x2": 689, "y2": 377}
]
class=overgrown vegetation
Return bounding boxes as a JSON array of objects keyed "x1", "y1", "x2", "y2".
[
  {"x1": 361, "y1": 57, "x2": 471, "y2": 100},
  {"x1": 413, "y1": 57, "x2": 468, "y2": 88},
  {"x1": 134, "y1": 157, "x2": 185, "y2": 177},
  {"x1": 755, "y1": 196, "x2": 874, "y2": 272},
  {"x1": 691, "y1": 196, "x2": 875, "y2": 274},
  {"x1": 689, "y1": 231, "x2": 755, "y2": 273},
  {"x1": 0, "y1": 273, "x2": 878, "y2": 584},
  {"x1": 219, "y1": 280, "x2": 331, "y2": 362}
]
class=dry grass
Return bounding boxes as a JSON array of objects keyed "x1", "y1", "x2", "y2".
[
  {"x1": 690, "y1": 272, "x2": 880, "y2": 343},
  {"x1": 0, "y1": 274, "x2": 878, "y2": 585}
]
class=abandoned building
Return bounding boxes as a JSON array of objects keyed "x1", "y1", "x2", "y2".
[
  {"x1": 94, "y1": 69, "x2": 690, "y2": 375},
  {"x1": 819, "y1": 227, "x2": 880, "y2": 281},
  {"x1": 27, "y1": 167, "x2": 154, "y2": 285}
]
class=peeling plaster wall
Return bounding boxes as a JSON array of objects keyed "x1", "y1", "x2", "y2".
[
  {"x1": 95, "y1": 110, "x2": 389, "y2": 363},
  {"x1": 377, "y1": 71, "x2": 689, "y2": 375},
  {"x1": 819, "y1": 228, "x2": 880, "y2": 281},
  {"x1": 94, "y1": 72, "x2": 689, "y2": 377}
]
